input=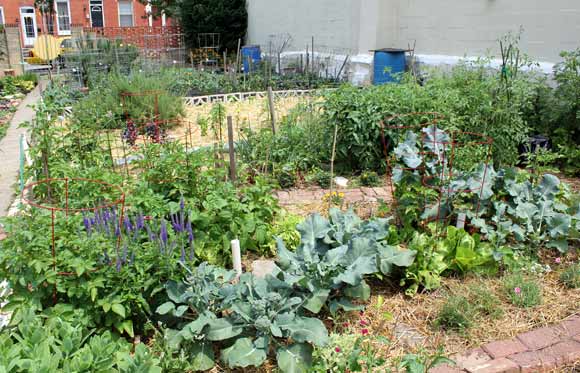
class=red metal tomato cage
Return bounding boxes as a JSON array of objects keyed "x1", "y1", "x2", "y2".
[
  {"x1": 21, "y1": 178, "x2": 126, "y2": 282},
  {"x1": 380, "y1": 112, "x2": 494, "y2": 235}
]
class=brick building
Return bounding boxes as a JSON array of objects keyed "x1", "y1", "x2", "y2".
[{"x1": 0, "y1": 0, "x2": 170, "y2": 47}]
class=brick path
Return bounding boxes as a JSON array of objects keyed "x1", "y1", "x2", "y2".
[
  {"x1": 432, "y1": 314, "x2": 580, "y2": 372},
  {"x1": 274, "y1": 186, "x2": 393, "y2": 205}
]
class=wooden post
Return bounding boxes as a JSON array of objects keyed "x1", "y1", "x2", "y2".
[
  {"x1": 227, "y1": 116, "x2": 237, "y2": 183},
  {"x1": 231, "y1": 239, "x2": 242, "y2": 279},
  {"x1": 267, "y1": 86, "x2": 276, "y2": 135}
]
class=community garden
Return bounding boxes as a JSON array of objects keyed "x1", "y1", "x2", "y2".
[{"x1": 0, "y1": 35, "x2": 579, "y2": 372}]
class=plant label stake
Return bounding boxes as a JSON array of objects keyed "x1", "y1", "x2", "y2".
[
  {"x1": 231, "y1": 239, "x2": 242, "y2": 279},
  {"x1": 227, "y1": 116, "x2": 237, "y2": 183},
  {"x1": 456, "y1": 213, "x2": 467, "y2": 230},
  {"x1": 267, "y1": 86, "x2": 276, "y2": 134}
]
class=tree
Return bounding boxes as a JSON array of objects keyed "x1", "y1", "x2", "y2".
[{"x1": 142, "y1": 0, "x2": 247, "y2": 52}]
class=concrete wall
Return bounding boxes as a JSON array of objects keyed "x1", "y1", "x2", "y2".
[
  {"x1": 248, "y1": 0, "x2": 580, "y2": 64},
  {"x1": 246, "y1": 0, "x2": 361, "y2": 52},
  {"x1": 378, "y1": 0, "x2": 580, "y2": 63},
  {"x1": 0, "y1": 27, "x2": 24, "y2": 75}
]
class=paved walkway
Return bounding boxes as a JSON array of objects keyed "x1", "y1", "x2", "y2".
[
  {"x1": 0, "y1": 85, "x2": 41, "y2": 216},
  {"x1": 433, "y1": 313, "x2": 580, "y2": 372},
  {"x1": 274, "y1": 186, "x2": 393, "y2": 205}
]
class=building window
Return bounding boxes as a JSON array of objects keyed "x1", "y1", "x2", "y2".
[
  {"x1": 55, "y1": 0, "x2": 71, "y2": 35},
  {"x1": 118, "y1": 0, "x2": 134, "y2": 27},
  {"x1": 0, "y1": 7, "x2": 5, "y2": 25}
]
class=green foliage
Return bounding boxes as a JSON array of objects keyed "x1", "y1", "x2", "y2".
[
  {"x1": 397, "y1": 347, "x2": 454, "y2": 373},
  {"x1": 72, "y1": 71, "x2": 184, "y2": 130},
  {"x1": 178, "y1": 0, "x2": 247, "y2": 52},
  {"x1": 559, "y1": 264, "x2": 580, "y2": 289},
  {"x1": 277, "y1": 209, "x2": 415, "y2": 315},
  {"x1": 0, "y1": 307, "x2": 161, "y2": 372},
  {"x1": 502, "y1": 274, "x2": 542, "y2": 308},
  {"x1": 468, "y1": 285, "x2": 504, "y2": 319},
  {"x1": 312, "y1": 168, "x2": 332, "y2": 189},
  {"x1": 0, "y1": 74, "x2": 37, "y2": 95},
  {"x1": 360, "y1": 171, "x2": 381, "y2": 187},
  {"x1": 435, "y1": 295, "x2": 473, "y2": 332}
]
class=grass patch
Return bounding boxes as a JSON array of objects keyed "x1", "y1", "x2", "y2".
[
  {"x1": 559, "y1": 264, "x2": 580, "y2": 289},
  {"x1": 502, "y1": 274, "x2": 542, "y2": 308},
  {"x1": 468, "y1": 285, "x2": 504, "y2": 319},
  {"x1": 435, "y1": 295, "x2": 473, "y2": 332}
]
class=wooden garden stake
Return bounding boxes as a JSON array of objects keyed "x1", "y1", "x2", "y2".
[
  {"x1": 231, "y1": 239, "x2": 242, "y2": 279},
  {"x1": 329, "y1": 124, "x2": 339, "y2": 209},
  {"x1": 267, "y1": 86, "x2": 276, "y2": 135},
  {"x1": 227, "y1": 116, "x2": 237, "y2": 183}
]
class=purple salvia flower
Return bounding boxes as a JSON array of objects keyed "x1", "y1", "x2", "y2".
[
  {"x1": 114, "y1": 224, "x2": 121, "y2": 237},
  {"x1": 145, "y1": 222, "x2": 156, "y2": 242},
  {"x1": 180, "y1": 246, "x2": 186, "y2": 263},
  {"x1": 115, "y1": 259, "x2": 122, "y2": 272},
  {"x1": 136, "y1": 212, "x2": 144, "y2": 230},
  {"x1": 160, "y1": 220, "x2": 168, "y2": 246},
  {"x1": 82, "y1": 215, "x2": 92, "y2": 235},
  {"x1": 122, "y1": 243, "x2": 128, "y2": 263},
  {"x1": 186, "y1": 220, "x2": 193, "y2": 243},
  {"x1": 123, "y1": 216, "x2": 133, "y2": 234},
  {"x1": 189, "y1": 240, "x2": 195, "y2": 261}
]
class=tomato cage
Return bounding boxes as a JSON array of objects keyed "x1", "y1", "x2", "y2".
[
  {"x1": 120, "y1": 90, "x2": 163, "y2": 122},
  {"x1": 21, "y1": 178, "x2": 126, "y2": 299},
  {"x1": 380, "y1": 112, "x2": 494, "y2": 235}
]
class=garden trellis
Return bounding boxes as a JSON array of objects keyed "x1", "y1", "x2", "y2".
[{"x1": 381, "y1": 112, "x2": 494, "y2": 236}]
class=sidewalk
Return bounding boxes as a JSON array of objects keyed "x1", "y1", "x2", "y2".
[{"x1": 0, "y1": 85, "x2": 42, "y2": 216}]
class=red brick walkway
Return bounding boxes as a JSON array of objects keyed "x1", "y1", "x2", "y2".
[
  {"x1": 433, "y1": 314, "x2": 580, "y2": 372},
  {"x1": 274, "y1": 186, "x2": 393, "y2": 205}
]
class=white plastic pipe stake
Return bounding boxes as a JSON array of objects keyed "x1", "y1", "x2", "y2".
[
  {"x1": 456, "y1": 213, "x2": 467, "y2": 230},
  {"x1": 231, "y1": 239, "x2": 242, "y2": 278}
]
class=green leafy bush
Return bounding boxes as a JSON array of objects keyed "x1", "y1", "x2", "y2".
[
  {"x1": 72, "y1": 71, "x2": 185, "y2": 129},
  {"x1": 435, "y1": 295, "x2": 474, "y2": 332},
  {"x1": 360, "y1": 171, "x2": 381, "y2": 187},
  {"x1": 502, "y1": 274, "x2": 542, "y2": 308},
  {"x1": 0, "y1": 307, "x2": 161, "y2": 372},
  {"x1": 559, "y1": 264, "x2": 580, "y2": 289}
]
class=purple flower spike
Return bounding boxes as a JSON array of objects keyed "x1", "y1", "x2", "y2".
[
  {"x1": 160, "y1": 220, "x2": 168, "y2": 246},
  {"x1": 180, "y1": 246, "x2": 186, "y2": 263},
  {"x1": 115, "y1": 259, "x2": 122, "y2": 272},
  {"x1": 114, "y1": 224, "x2": 121, "y2": 238},
  {"x1": 136, "y1": 213, "x2": 145, "y2": 230},
  {"x1": 123, "y1": 216, "x2": 133, "y2": 233},
  {"x1": 145, "y1": 223, "x2": 156, "y2": 242},
  {"x1": 180, "y1": 196, "x2": 185, "y2": 211},
  {"x1": 186, "y1": 220, "x2": 193, "y2": 243},
  {"x1": 83, "y1": 215, "x2": 92, "y2": 235}
]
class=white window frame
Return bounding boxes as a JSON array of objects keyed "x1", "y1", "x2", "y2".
[
  {"x1": 54, "y1": 0, "x2": 72, "y2": 36},
  {"x1": 118, "y1": 0, "x2": 134, "y2": 28},
  {"x1": 89, "y1": 0, "x2": 106, "y2": 28},
  {"x1": 0, "y1": 7, "x2": 5, "y2": 25}
]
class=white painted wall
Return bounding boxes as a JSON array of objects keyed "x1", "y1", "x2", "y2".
[{"x1": 247, "y1": 0, "x2": 580, "y2": 83}]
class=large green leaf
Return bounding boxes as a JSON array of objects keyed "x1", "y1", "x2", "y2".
[
  {"x1": 302, "y1": 289, "x2": 330, "y2": 314},
  {"x1": 206, "y1": 318, "x2": 242, "y2": 341},
  {"x1": 276, "y1": 343, "x2": 313, "y2": 373},
  {"x1": 296, "y1": 214, "x2": 331, "y2": 259},
  {"x1": 377, "y1": 245, "x2": 416, "y2": 274},
  {"x1": 277, "y1": 316, "x2": 328, "y2": 346},
  {"x1": 220, "y1": 337, "x2": 267, "y2": 368},
  {"x1": 190, "y1": 341, "x2": 215, "y2": 371},
  {"x1": 334, "y1": 255, "x2": 376, "y2": 286},
  {"x1": 344, "y1": 281, "x2": 371, "y2": 301},
  {"x1": 547, "y1": 213, "x2": 571, "y2": 239}
]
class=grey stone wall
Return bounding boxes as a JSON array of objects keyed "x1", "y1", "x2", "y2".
[{"x1": 0, "y1": 26, "x2": 23, "y2": 75}]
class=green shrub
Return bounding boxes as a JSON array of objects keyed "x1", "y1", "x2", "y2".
[
  {"x1": 560, "y1": 264, "x2": 580, "y2": 289},
  {"x1": 469, "y1": 285, "x2": 504, "y2": 319},
  {"x1": 360, "y1": 170, "x2": 380, "y2": 187},
  {"x1": 435, "y1": 295, "x2": 474, "y2": 332},
  {"x1": 277, "y1": 164, "x2": 297, "y2": 189},
  {"x1": 313, "y1": 169, "x2": 331, "y2": 189},
  {"x1": 502, "y1": 274, "x2": 542, "y2": 308},
  {"x1": 73, "y1": 71, "x2": 184, "y2": 129}
]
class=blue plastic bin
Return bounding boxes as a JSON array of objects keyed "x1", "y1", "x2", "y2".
[{"x1": 373, "y1": 48, "x2": 407, "y2": 84}]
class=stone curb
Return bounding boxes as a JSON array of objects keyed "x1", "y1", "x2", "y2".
[{"x1": 431, "y1": 314, "x2": 580, "y2": 372}]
